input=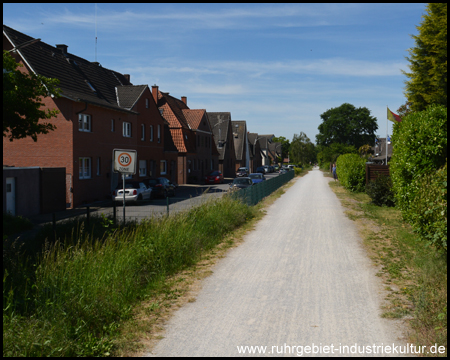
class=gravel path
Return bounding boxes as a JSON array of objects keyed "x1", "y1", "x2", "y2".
[{"x1": 147, "y1": 168, "x2": 407, "y2": 357}]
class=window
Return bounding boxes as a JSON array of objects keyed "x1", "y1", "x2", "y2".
[
  {"x1": 111, "y1": 119, "x2": 115, "y2": 132},
  {"x1": 150, "y1": 125, "x2": 153, "y2": 142},
  {"x1": 157, "y1": 124, "x2": 161, "y2": 143},
  {"x1": 160, "y1": 160, "x2": 167, "y2": 175},
  {"x1": 139, "y1": 160, "x2": 147, "y2": 177},
  {"x1": 145, "y1": 98, "x2": 149, "y2": 108},
  {"x1": 96, "y1": 157, "x2": 101, "y2": 176},
  {"x1": 123, "y1": 122, "x2": 131, "y2": 137},
  {"x1": 79, "y1": 157, "x2": 91, "y2": 179},
  {"x1": 78, "y1": 114, "x2": 91, "y2": 132},
  {"x1": 141, "y1": 124, "x2": 145, "y2": 141}
]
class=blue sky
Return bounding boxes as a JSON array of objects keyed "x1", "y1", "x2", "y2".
[{"x1": 3, "y1": 3, "x2": 425, "y2": 144}]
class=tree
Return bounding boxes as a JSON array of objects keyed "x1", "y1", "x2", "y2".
[
  {"x1": 315, "y1": 103, "x2": 378, "y2": 149},
  {"x1": 403, "y1": 3, "x2": 447, "y2": 112},
  {"x1": 272, "y1": 136, "x2": 290, "y2": 160},
  {"x1": 289, "y1": 132, "x2": 316, "y2": 165},
  {"x1": 316, "y1": 142, "x2": 357, "y2": 166},
  {"x1": 3, "y1": 50, "x2": 60, "y2": 141}
]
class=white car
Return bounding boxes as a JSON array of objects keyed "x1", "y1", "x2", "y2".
[{"x1": 113, "y1": 181, "x2": 152, "y2": 202}]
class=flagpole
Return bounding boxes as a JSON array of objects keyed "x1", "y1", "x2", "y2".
[{"x1": 386, "y1": 106, "x2": 388, "y2": 165}]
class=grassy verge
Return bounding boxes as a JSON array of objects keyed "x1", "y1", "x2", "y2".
[
  {"x1": 325, "y1": 173, "x2": 447, "y2": 357},
  {"x1": 3, "y1": 195, "x2": 256, "y2": 357}
]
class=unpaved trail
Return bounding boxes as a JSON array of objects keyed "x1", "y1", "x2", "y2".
[{"x1": 147, "y1": 168, "x2": 407, "y2": 357}]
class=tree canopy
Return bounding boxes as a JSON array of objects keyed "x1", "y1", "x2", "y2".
[
  {"x1": 3, "y1": 50, "x2": 60, "y2": 142},
  {"x1": 272, "y1": 136, "x2": 290, "y2": 160},
  {"x1": 289, "y1": 132, "x2": 316, "y2": 165},
  {"x1": 315, "y1": 103, "x2": 378, "y2": 149},
  {"x1": 403, "y1": 3, "x2": 447, "y2": 112}
]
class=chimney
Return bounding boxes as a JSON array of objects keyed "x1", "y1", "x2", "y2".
[
  {"x1": 181, "y1": 96, "x2": 187, "y2": 105},
  {"x1": 152, "y1": 85, "x2": 159, "y2": 103},
  {"x1": 56, "y1": 44, "x2": 68, "y2": 54},
  {"x1": 123, "y1": 74, "x2": 130, "y2": 83}
]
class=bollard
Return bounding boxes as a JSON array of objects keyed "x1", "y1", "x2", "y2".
[
  {"x1": 86, "y1": 206, "x2": 90, "y2": 227},
  {"x1": 52, "y1": 212, "x2": 56, "y2": 241},
  {"x1": 113, "y1": 201, "x2": 116, "y2": 224}
]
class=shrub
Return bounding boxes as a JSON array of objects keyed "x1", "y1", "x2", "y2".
[
  {"x1": 390, "y1": 105, "x2": 447, "y2": 220},
  {"x1": 3, "y1": 213, "x2": 33, "y2": 237},
  {"x1": 409, "y1": 163, "x2": 447, "y2": 252},
  {"x1": 365, "y1": 173, "x2": 395, "y2": 207},
  {"x1": 336, "y1": 153, "x2": 366, "y2": 192}
]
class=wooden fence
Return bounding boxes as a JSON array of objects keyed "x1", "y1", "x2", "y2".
[{"x1": 366, "y1": 164, "x2": 390, "y2": 184}]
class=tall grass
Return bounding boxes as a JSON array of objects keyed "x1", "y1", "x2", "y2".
[{"x1": 3, "y1": 195, "x2": 255, "y2": 356}]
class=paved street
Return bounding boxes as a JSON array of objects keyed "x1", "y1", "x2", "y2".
[
  {"x1": 147, "y1": 168, "x2": 407, "y2": 357},
  {"x1": 28, "y1": 172, "x2": 280, "y2": 226}
]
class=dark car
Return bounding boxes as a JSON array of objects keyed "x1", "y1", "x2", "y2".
[
  {"x1": 236, "y1": 167, "x2": 249, "y2": 177},
  {"x1": 204, "y1": 170, "x2": 224, "y2": 184},
  {"x1": 229, "y1": 177, "x2": 253, "y2": 190},
  {"x1": 143, "y1": 177, "x2": 176, "y2": 198},
  {"x1": 255, "y1": 166, "x2": 266, "y2": 174}
]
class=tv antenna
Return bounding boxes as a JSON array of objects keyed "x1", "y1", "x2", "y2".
[{"x1": 95, "y1": 3, "x2": 98, "y2": 62}]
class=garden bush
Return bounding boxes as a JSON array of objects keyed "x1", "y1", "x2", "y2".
[
  {"x1": 390, "y1": 105, "x2": 447, "y2": 220},
  {"x1": 409, "y1": 162, "x2": 447, "y2": 252},
  {"x1": 336, "y1": 153, "x2": 366, "y2": 192},
  {"x1": 365, "y1": 173, "x2": 395, "y2": 207}
]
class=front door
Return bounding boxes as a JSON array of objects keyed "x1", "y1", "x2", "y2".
[{"x1": 6, "y1": 177, "x2": 16, "y2": 216}]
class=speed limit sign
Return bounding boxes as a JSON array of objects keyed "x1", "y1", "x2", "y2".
[{"x1": 113, "y1": 149, "x2": 137, "y2": 174}]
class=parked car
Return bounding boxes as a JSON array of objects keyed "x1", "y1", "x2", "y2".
[
  {"x1": 255, "y1": 166, "x2": 266, "y2": 174},
  {"x1": 204, "y1": 170, "x2": 224, "y2": 184},
  {"x1": 273, "y1": 165, "x2": 280, "y2": 171},
  {"x1": 263, "y1": 165, "x2": 270, "y2": 173},
  {"x1": 279, "y1": 168, "x2": 288, "y2": 175},
  {"x1": 248, "y1": 173, "x2": 266, "y2": 184},
  {"x1": 229, "y1": 177, "x2": 254, "y2": 190},
  {"x1": 236, "y1": 167, "x2": 249, "y2": 177},
  {"x1": 112, "y1": 181, "x2": 152, "y2": 202},
  {"x1": 143, "y1": 177, "x2": 176, "y2": 198}
]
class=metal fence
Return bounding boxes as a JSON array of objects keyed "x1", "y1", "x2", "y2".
[
  {"x1": 44, "y1": 171, "x2": 295, "y2": 227},
  {"x1": 229, "y1": 170, "x2": 295, "y2": 206}
]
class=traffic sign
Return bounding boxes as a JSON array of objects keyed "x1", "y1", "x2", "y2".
[{"x1": 113, "y1": 149, "x2": 137, "y2": 174}]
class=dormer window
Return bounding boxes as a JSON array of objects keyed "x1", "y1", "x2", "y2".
[{"x1": 85, "y1": 80, "x2": 96, "y2": 93}]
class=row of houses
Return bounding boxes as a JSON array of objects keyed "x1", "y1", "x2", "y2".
[{"x1": 3, "y1": 25, "x2": 282, "y2": 209}]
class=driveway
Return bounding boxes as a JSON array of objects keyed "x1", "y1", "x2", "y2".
[{"x1": 147, "y1": 168, "x2": 407, "y2": 357}]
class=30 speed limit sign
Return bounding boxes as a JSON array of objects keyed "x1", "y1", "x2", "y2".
[{"x1": 113, "y1": 149, "x2": 137, "y2": 174}]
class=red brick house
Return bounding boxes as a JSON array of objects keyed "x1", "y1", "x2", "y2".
[
  {"x1": 3, "y1": 25, "x2": 175, "y2": 208},
  {"x1": 153, "y1": 87, "x2": 218, "y2": 184},
  {"x1": 183, "y1": 109, "x2": 219, "y2": 181}
]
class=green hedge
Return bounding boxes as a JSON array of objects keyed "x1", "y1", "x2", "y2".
[
  {"x1": 336, "y1": 153, "x2": 366, "y2": 192},
  {"x1": 390, "y1": 105, "x2": 447, "y2": 219},
  {"x1": 409, "y1": 163, "x2": 447, "y2": 251}
]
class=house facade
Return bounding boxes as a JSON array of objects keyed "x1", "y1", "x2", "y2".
[
  {"x1": 247, "y1": 133, "x2": 263, "y2": 173},
  {"x1": 207, "y1": 112, "x2": 237, "y2": 178},
  {"x1": 3, "y1": 25, "x2": 174, "y2": 207},
  {"x1": 231, "y1": 121, "x2": 249, "y2": 171},
  {"x1": 154, "y1": 87, "x2": 218, "y2": 184}
]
